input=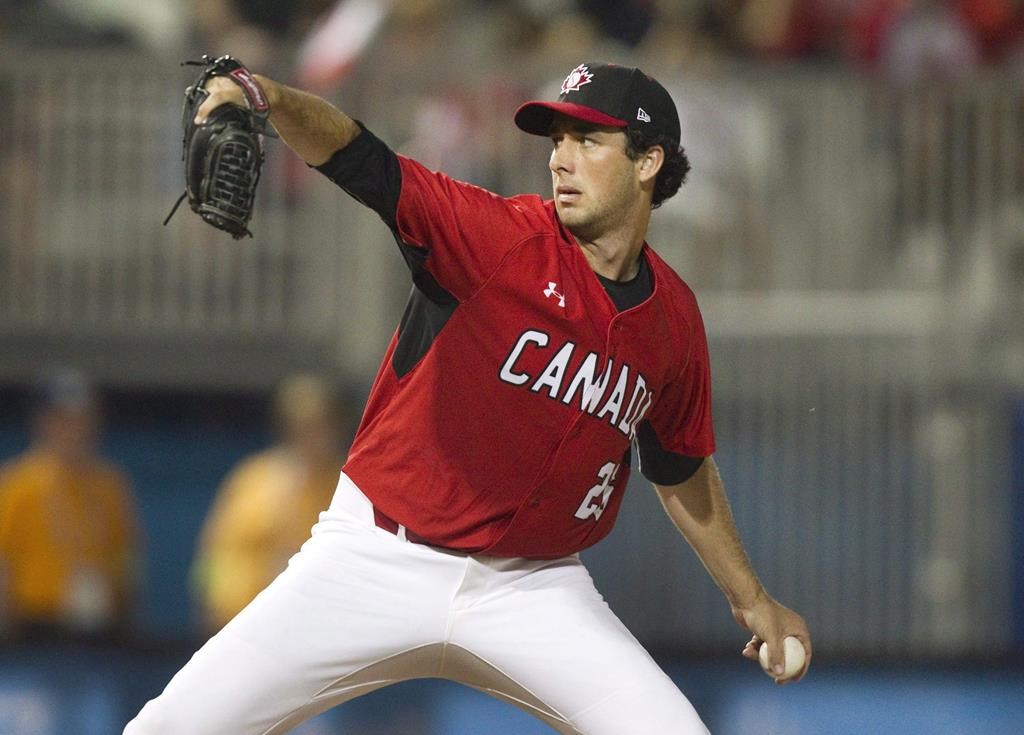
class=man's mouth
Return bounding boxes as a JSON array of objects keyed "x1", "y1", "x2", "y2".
[{"x1": 556, "y1": 185, "x2": 581, "y2": 203}]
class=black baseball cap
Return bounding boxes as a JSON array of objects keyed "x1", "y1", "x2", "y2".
[{"x1": 515, "y1": 62, "x2": 680, "y2": 146}]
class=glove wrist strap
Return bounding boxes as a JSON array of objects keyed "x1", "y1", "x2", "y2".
[{"x1": 227, "y1": 68, "x2": 270, "y2": 115}]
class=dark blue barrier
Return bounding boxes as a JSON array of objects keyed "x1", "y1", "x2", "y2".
[
  {"x1": 1, "y1": 644, "x2": 1023, "y2": 735},
  {"x1": 1013, "y1": 396, "x2": 1024, "y2": 650}
]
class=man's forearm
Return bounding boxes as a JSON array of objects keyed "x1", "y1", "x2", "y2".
[
  {"x1": 254, "y1": 76, "x2": 361, "y2": 166},
  {"x1": 655, "y1": 457, "x2": 764, "y2": 610}
]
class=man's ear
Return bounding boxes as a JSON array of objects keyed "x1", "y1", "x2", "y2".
[{"x1": 637, "y1": 145, "x2": 665, "y2": 184}]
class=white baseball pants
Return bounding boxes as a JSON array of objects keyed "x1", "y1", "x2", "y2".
[{"x1": 124, "y1": 473, "x2": 708, "y2": 734}]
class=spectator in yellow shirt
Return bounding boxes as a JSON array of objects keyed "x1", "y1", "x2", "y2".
[
  {"x1": 0, "y1": 367, "x2": 140, "y2": 640},
  {"x1": 192, "y1": 374, "x2": 348, "y2": 632}
]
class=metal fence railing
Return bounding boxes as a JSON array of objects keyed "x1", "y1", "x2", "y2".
[
  {"x1": 2, "y1": 51, "x2": 1021, "y2": 375},
  {"x1": 0, "y1": 55, "x2": 299, "y2": 337}
]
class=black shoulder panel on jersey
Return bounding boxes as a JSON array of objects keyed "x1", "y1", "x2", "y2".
[
  {"x1": 315, "y1": 123, "x2": 401, "y2": 228},
  {"x1": 391, "y1": 242, "x2": 458, "y2": 378},
  {"x1": 636, "y1": 420, "x2": 705, "y2": 485}
]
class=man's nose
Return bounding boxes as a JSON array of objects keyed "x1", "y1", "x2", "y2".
[{"x1": 549, "y1": 142, "x2": 574, "y2": 173}]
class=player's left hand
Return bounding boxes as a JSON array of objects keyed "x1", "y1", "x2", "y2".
[
  {"x1": 733, "y1": 591, "x2": 812, "y2": 685},
  {"x1": 194, "y1": 74, "x2": 249, "y2": 125}
]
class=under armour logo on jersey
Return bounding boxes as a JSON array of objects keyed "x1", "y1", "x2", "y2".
[
  {"x1": 543, "y1": 282, "x2": 566, "y2": 308},
  {"x1": 637, "y1": 107, "x2": 651, "y2": 123}
]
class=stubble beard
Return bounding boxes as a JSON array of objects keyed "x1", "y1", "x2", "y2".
[{"x1": 557, "y1": 199, "x2": 618, "y2": 244}]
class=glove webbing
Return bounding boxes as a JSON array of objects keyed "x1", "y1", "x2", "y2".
[{"x1": 200, "y1": 130, "x2": 261, "y2": 232}]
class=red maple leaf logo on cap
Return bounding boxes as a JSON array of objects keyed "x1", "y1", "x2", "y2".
[{"x1": 561, "y1": 64, "x2": 594, "y2": 95}]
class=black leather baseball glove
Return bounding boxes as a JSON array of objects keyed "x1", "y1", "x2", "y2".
[{"x1": 164, "y1": 55, "x2": 274, "y2": 239}]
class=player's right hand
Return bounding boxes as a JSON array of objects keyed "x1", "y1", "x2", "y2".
[
  {"x1": 733, "y1": 591, "x2": 812, "y2": 685},
  {"x1": 194, "y1": 76, "x2": 247, "y2": 125}
]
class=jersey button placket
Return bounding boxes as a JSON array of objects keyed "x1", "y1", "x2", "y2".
[{"x1": 607, "y1": 319, "x2": 624, "y2": 347}]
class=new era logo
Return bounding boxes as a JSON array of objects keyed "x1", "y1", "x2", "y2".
[{"x1": 637, "y1": 108, "x2": 651, "y2": 123}]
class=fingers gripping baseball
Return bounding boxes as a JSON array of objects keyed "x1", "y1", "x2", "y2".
[{"x1": 734, "y1": 594, "x2": 812, "y2": 685}]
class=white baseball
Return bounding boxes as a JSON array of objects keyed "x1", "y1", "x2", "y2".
[{"x1": 758, "y1": 636, "x2": 805, "y2": 679}]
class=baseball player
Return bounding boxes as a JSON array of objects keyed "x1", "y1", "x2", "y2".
[{"x1": 126, "y1": 60, "x2": 811, "y2": 734}]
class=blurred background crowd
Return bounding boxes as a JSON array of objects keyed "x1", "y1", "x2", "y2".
[
  {"x1": 5, "y1": 0, "x2": 1024, "y2": 80},
  {"x1": 6, "y1": 0, "x2": 1024, "y2": 73},
  {"x1": 1, "y1": 1, "x2": 1023, "y2": 733}
]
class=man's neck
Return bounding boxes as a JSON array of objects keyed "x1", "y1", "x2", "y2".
[
  {"x1": 573, "y1": 220, "x2": 649, "y2": 282},
  {"x1": 562, "y1": 185, "x2": 654, "y2": 281}
]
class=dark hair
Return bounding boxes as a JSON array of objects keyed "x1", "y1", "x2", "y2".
[{"x1": 625, "y1": 128, "x2": 690, "y2": 209}]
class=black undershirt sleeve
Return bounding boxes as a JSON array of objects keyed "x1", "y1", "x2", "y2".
[
  {"x1": 315, "y1": 123, "x2": 402, "y2": 229},
  {"x1": 636, "y1": 421, "x2": 705, "y2": 485}
]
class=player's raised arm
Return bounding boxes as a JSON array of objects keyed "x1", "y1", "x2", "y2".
[
  {"x1": 195, "y1": 73, "x2": 360, "y2": 166},
  {"x1": 654, "y1": 457, "x2": 812, "y2": 684}
]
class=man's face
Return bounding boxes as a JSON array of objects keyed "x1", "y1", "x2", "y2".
[{"x1": 548, "y1": 114, "x2": 641, "y2": 241}]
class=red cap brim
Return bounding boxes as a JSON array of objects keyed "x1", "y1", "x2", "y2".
[{"x1": 514, "y1": 101, "x2": 628, "y2": 136}]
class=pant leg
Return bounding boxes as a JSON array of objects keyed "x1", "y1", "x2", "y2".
[
  {"x1": 447, "y1": 555, "x2": 709, "y2": 735},
  {"x1": 125, "y1": 477, "x2": 463, "y2": 735}
]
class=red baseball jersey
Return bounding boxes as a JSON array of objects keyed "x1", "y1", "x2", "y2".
[{"x1": 317, "y1": 125, "x2": 715, "y2": 559}]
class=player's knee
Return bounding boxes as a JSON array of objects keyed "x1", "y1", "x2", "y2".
[{"x1": 571, "y1": 681, "x2": 709, "y2": 735}]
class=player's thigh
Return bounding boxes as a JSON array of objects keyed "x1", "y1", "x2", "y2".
[
  {"x1": 125, "y1": 516, "x2": 455, "y2": 734},
  {"x1": 124, "y1": 609, "x2": 376, "y2": 735},
  {"x1": 450, "y1": 557, "x2": 708, "y2": 735}
]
